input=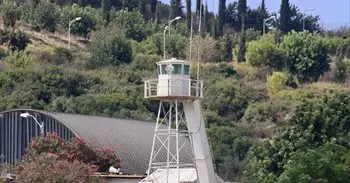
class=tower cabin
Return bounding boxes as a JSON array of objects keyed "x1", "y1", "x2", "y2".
[{"x1": 144, "y1": 58, "x2": 203, "y2": 100}]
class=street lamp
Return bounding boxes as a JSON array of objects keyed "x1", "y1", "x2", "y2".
[
  {"x1": 68, "y1": 17, "x2": 82, "y2": 50},
  {"x1": 263, "y1": 18, "x2": 269, "y2": 35},
  {"x1": 263, "y1": 16, "x2": 274, "y2": 35},
  {"x1": 303, "y1": 8, "x2": 314, "y2": 31},
  {"x1": 168, "y1": 16, "x2": 181, "y2": 36},
  {"x1": 20, "y1": 112, "x2": 44, "y2": 135},
  {"x1": 163, "y1": 16, "x2": 181, "y2": 59}
]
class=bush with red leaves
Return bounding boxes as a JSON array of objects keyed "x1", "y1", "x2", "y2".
[
  {"x1": 15, "y1": 153, "x2": 92, "y2": 183},
  {"x1": 22, "y1": 133, "x2": 120, "y2": 172}
]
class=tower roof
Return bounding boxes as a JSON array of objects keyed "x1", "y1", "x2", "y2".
[{"x1": 156, "y1": 58, "x2": 191, "y2": 65}]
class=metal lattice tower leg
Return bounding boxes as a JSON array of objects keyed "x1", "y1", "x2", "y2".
[{"x1": 144, "y1": 100, "x2": 198, "y2": 183}]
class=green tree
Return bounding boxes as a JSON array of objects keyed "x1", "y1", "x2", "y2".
[
  {"x1": 0, "y1": 28, "x2": 29, "y2": 51},
  {"x1": 217, "y1": 0, "x2": 226, "y2": 37},
  {"x1": 280, "y1": 31, "x2": 329, "y2": 82},
  {"x1": 237, "y1": 15, "x2": 246, "y2": 62},
  {"x1": 278, "y1": 143, "x2": 350, "y2": 183},
  {"x1": 113, "y1": 10, "x2": 152, "y2": 42},
  {"x1": 237, "y1": 0, "x2": 247, "y2": 29},
  {"x1": 245, "y1": 92, "x2": 350, "y2": 182},
  {"x1": 60, "y1": 5, "x2": 100, "y2": 38},
  {"x1": 203, "y1": 3, "x2": 209, "y2": 35},
  {"x1": 246, "y1": 34, "x2": 285, "y2": 69},
  {"x1": 196, "y1": 0, "x2": 201, "y2": 15},
  {"x1": 186, "y1": 0, "x2": 191, "y2": 30},
  {"x1": 224, "y1": 34, "x2": 233, "y2": 62},
  {"x1": 31, "y1": 1, "x2": 59, "y2": 32},
  {"x1": 204, "y1": 77, "x2": 251, "y2": 122},
  {"x1": 280, "y1": 0, "x2": 291, "y2": 33},
  {"x1": 170, "y1": 0, "x2": 183, "y2": 19},
  {"x1": 0, "y1": 0, "x2": 20, "y2": 28},
  {"x1": 225, "y1": 2, "x2": 239, "y2": 31},
  {"x1": 258, "y1": 0, "x2": 269, "y2": 33},
  {"x1": 88, "y1": 26, "x2": 132, "y2": 67},
  {"x1": 333, "y1": 45, "x2": 348, "y2": 83},
  {"x1": 151, "y1": 0, "x2": 157, "y2": 19},
  {"x1": 138, "y1": 0, "x2": 146, "y2": 17},
  {"x1": 101, "y1": 0, "x2": 111, "y2": 26}
]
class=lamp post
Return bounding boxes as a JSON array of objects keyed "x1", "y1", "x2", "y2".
[
  {"x1": 68, "y1": 17, "x2": 82, "y2": 50},
  {"x1": 303, "y1": 8, "x2": 314, "y2": 31},
  {"x1": 163, "y1": 16, "x2": 181, "y2": 59},
  {"x1": 263, "y1": 18, "x2": 268, "y2": 35},
  {"x1": 20, "y1": 112, "x2": 44, "y2": 135}
]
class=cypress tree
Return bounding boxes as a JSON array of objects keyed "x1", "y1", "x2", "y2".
[
  {"x1": 259, "y1": 0, "x2": 268, "y2": 32},
  {"x1": 238, "y1": 15, "x2": 246, "y2": 62},
  {"x1": 122, "y1": 0, "x2": 126, "y2": 10},
  {"x1": 238, "y1": 0, "x2": 247, "y2": 15},
  {"x1": 151, "y1": 0, "x2": 157, "y2": 19},
  {"x1": 186, "y1": 0, "x2": 191, "y2": 30},
  {"x1": 280, "y1": 0, "x2": 291, "y2": 33},
  {"x1": 170, "y1": 0, "x2": 183, "y2": 19},
  {"x1": 170, "y1": 0, "x2": 176, "y2": 19},
  {"x1": 225, "y1": 35, "x2": 233, "y2": 62},
  {"x1": 237, "y1": 0, "x2": 247, "y2": 30},
  {"x1": 217, "y1": 0, "x2": 226, "y2": 37},
  {"x1": 138, "y1": 0, "x2": 146, "y2": 16},
  {"x1": 196, "y1": 0, "x2": 201, "y2": 15},
  {"x1": 203, "y1": 3, "x2": 209, "y2": 36},
  {"x1": 101, "y1": 0, "x2": 111, "y2": 27}
]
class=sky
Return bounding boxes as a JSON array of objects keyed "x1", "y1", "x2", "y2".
[{"x1": 162, "y1": 0, "x2": 350, "y2": 30}]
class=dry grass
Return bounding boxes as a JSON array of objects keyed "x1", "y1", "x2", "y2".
[{"x1": 305, "y1": 82, "x2": 350, "y2": 91}]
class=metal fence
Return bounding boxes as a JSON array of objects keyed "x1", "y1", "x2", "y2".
[{"x1": 144, "y1": 79, "x2": 204, "y2": 99}]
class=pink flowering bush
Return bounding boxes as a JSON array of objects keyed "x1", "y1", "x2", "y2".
[
  {"x1": 95, "y1": 148, "x2": 121, "y2": 172},
  {"x1": 20, "y1": 133, "x2": 120, "y2": 174},
  {"x1": 15, "y1": 153, "x2": 92, "y2": 183}
]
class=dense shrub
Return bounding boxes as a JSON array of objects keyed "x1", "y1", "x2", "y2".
[
  {"x1": 36, "y1": 47, "x2": 73, "y2": 65},
  {"x1": 22, "y1": 1, "x2": 58, "y2": 32},
  {"x1": 112, "y1": 10, "x2": 152, "y2": 42},
  {"x1": 88, "y1": 27, "x2": 132, "y2": 67},
  {"x1": 281, "y1": 31, "x2": 329, "y2": 82},
  {"x1": 0, "y1": 28, "x2": 30, "y2": 51},
  {"x1": 137, "y1": 32, "x2": 188, "y2": 59},
  {"x1": 3, "y1": 51, "x2": 35, "y2": 69},
  {"x1": 204, "y1": 77, "x2": 251, "y2": 121},
  {"x1": 187, "y1": 35, "x2": 221, "y2": 62},
  {"x1": 24, "y1": 133, "x2": 120, "y2": 172},
  {"x1": 33, "y1": 1, "x2": 59, "y2": 32},
  {"x1": 0, "y1": 0, "x2": 20, "y2": 28},
  {"x1": 60, "y1": 5, "x2": 101, "y2": 38},
  {"x1": 241, "y1": 100, "x2": 291, "y2": 125},
  {"x1": 244, "y1": 92, "x2": 350, "y2": 182},
  {"x1": 278, "y1": 143, "x2": 350, "y2": 183},
  {"x1": 246, "y1": 34, "x2": 285, "y2": 70},
  {"x1": 266, "y1": 72, "x2": 287, "y2": 98},
  {"x1": 15, "y1": 153, "x2": 93, "y2": 183},
  {"x1": 131, "y1": 53, "x2": 160, "y2": 72},
  {"x1": 208, "y1": 126, "x2": 252, "y2": 181}
]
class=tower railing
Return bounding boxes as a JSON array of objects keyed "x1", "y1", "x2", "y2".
[{"x1": 144, "y1": 79, "x2": 203, "y2": 99}]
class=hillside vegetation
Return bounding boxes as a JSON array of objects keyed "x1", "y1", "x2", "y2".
[{"x1": 0, "y1": 0, "x2": 349, "y2": 182}]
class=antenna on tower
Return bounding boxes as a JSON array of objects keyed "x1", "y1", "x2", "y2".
[
  {"x1": 190, "y1": 14, "x2": 193, "y2": 62},
  {"x1": 196, "y1": 0, "x2": 203, "y2": 82}
]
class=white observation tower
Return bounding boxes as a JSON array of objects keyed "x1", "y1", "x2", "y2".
[{"x1": 141, "y1": 58, "x2": 217, "y2": 183}]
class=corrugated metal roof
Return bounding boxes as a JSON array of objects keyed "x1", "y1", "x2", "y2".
[{"x1": 1, "y1": 109, "x2": 193, "y2": 175}]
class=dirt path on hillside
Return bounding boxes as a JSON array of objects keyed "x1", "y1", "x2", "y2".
[{"x1": 0, "y1": 19, "x2": 88, "y2": 50}]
